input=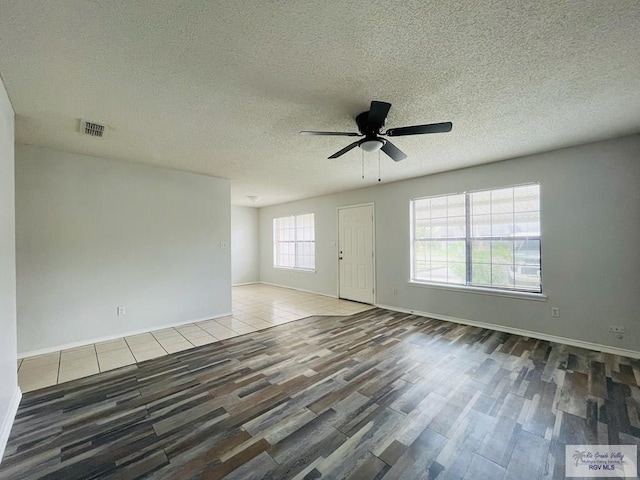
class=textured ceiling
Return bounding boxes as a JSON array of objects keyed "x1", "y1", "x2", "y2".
[{"x1": 1, "y1": 1, "x2": 639, "y2": 206}]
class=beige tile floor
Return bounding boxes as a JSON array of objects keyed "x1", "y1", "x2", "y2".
[{"x1": 17, "y1": 284, "x2": 372, "y2": 392}]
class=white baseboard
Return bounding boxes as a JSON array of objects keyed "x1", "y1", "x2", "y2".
[
  {"x1": 376, "y1": 303, "x2": 640, "y2": 360},
  {"x1": 0, "y1": 387, "x2": 21, "y2": 464},
  {"x1": 18, "y1": 312, "x2": 233, "y2": 359},
  {"x1": 232, "y1": 282, "x2": 259, "y2": 286},
  {"x1": 258, "y1": 281, "x2": 338, "y2": 299}
]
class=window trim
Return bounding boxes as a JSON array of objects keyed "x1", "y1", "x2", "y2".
[
  {"x1": 408, "y1": 279, "x2": 547, "y2": 301},
  {"x1": 273, "y1": 266, "x2": 317, "y2": 274},
  {"x1": 272, "y1": 213, "x2": 316, "y2": 271},
  {"x1": 410, "y1": 183, "x2": 542, "y2": 294}
]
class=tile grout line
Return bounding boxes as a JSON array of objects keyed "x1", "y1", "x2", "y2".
[
  {"x1": 157, "y1": 339, "x2": 169, "y2": 355},
  {"x1": 149, "y1": 323, "x2": 195, "y2": 347},
  {"x1": 216, "y1": 316, "x2": 258, "y2": 334},
  {"x1": 172, "y1": 326, "x2": 200, "y2": 346},
  {"x1": 92, "y1": 343, "x2": 98, "y2": 374},
  {"x1": 145, "y1": 335, "x2": 169, "y2": 359},
  {"x1": 125, "y1": 339, "x2": 135, "y2": 360},
  {"x1": 155, "y1": 328, "x2": 203, "y2": 353},
  {"x1": 193, "y1": 321, "x2": 228, "y2": 342},
  {"x1": 123, "y1": 336, "x2": 143, "y2": 363},
  {"x1": 125, "y1": 334, "x2": 170, "y2": 361},
  {"x1": 94, "y1": 342, "x2": 105, "y2": 373},
  {"x1": 175, "y1": 327, "x2": 196, "y2": 346},
  {"x1": 55, "y1": 350, "x2": 61, "y2": 386}
]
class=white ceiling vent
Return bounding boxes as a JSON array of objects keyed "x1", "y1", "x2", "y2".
[{"x1": 79, "y1": 119, "x2": 108, "y2": 138}]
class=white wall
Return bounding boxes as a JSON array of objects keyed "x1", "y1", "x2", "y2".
[
  {"x1": 16, "y1": 145, "x2": 231, "y2": 355},
  {"x1": 259, "y1": 135, "x2": 640, "y2": 353},
  {"x1": 0, "y1": 76, "x2": 19, "y2": 461},
  {"x1": 231, "y1": 206, "x2": 259, "y2": 285}
]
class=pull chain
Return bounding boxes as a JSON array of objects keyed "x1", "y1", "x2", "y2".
[
  {"x1": 378, "y1": 150, "x2": 381, "y2": 182},
  {"x1": 361, "y1": 149, "x2": 364, "y2": 179}
]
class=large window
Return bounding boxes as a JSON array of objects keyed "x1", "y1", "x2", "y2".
[
  {"x1": 411, "y1": 184, "x2": 541, "y2": 293},
  {"x1": 273, "y1": 213, "x2": 315, "y2": 270}
]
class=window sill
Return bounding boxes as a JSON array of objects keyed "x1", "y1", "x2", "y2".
[
  {"x1": 407, "y1": 281, "x2": 547, "y2": 301},
  {"x1": 274, "y1": 266, "x2": 317, "y2": 274}
]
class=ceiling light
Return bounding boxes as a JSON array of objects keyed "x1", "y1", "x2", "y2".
[
  {"x1": 360, "y1": 139, "x2": 384, "y2": 152},
  {"x1": 247, "y1": 195, "x2": 259, "y2": 203}
]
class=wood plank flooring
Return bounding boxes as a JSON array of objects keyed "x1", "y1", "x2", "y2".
[{"x1": 2, "y1": 308, "x2": 639, "y2": 479}]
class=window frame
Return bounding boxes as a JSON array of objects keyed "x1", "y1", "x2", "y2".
[
  {"x1": 272, "y1": 213, "x2": 316, "y2": 271},
  {"x1": 410, "y1": 183, "x2": 542, "y2": 295}
]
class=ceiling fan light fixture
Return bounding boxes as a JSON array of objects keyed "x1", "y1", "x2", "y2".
[{"x1": 360, "y1": 139, "x2": 384, "y2": 153}]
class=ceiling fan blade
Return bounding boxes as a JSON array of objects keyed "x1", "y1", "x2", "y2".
[
  {"x1": 328, "y1": 141, "x2": 360, "y2": 159},
  {"x1": 300, "y1": 130, "x2": 361, "y2": 136},
  {"x1": 386, "y1": 122, "x2": 453, "y2": 137},
  {"x1": 381, "y1": 141, "x2": 407, "y2": 162},
  {"x1": 367, "y1": 101, "x2": 392, "y2": 131}
]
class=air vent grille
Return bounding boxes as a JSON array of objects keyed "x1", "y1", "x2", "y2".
[
  {"x1": 84, "y1": 121, "x2": 105, "y2": 137},
  {"x1": 79, "y1": 119, "x2": 108, "y2": 138}
]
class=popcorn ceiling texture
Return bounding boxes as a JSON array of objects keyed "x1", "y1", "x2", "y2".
[{"x1": 0, "y1": 0, "x2": 639, "y2": 206}]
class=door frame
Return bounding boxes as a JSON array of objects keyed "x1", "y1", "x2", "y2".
[{"x1": 336, "y1": 202, "x2": 376, "y2": 304}]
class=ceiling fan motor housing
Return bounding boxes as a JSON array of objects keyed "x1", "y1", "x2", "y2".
[
  {"x1": 356, "y1": 111, "x2": 383, "y2": 136},
  {"x1": 356, "y1": 110, "x2": 387, "y2": 152}
]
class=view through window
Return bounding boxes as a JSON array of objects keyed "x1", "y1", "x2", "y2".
[
  {"x1": 411, "y1": 184, "x2": 541, "y2": 292},
  {"x1": 273, "y1": 213, "x2": 315, "y2": 270}
]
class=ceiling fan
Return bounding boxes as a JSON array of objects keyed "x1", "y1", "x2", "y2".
[{"x1": 300, "y1": 101, "x2": 452, "y2": 162}]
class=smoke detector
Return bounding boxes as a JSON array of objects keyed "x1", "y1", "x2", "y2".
[{"x1": 79, "y1": 119, "x2": 108, "y2": 138}]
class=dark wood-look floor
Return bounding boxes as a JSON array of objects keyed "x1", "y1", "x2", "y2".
[{"x1": 2, "y1": 309, "x2": 640, "y2": 480}]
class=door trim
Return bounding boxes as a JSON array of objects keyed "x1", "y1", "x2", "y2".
[{"x1": 336, "y1": 202, "x2": 376, "y2": 304}]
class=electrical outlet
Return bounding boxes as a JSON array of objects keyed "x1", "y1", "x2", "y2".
[
  {"x1": 393, "y1": 287, "x2": 398, "y2": 295},
  {"x1": 551, "y1": 307, "x2": 560, "y2": 318},
  {"x1": 220, "y1": 241, "x2": 228, "y2": 248},
  {"x1": 609, "y1": 326, "x2": 625, "y2": 334},
  {"x1": 117, "y1": 306, "x2": 126, "y2": 316}
]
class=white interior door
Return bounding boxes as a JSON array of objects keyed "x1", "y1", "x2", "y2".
[{"x1": 338, "y1": 204, "x2": 374, "y2": 304}]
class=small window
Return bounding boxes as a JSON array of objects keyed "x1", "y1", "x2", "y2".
[
  {"x1": 411, "y1": 184, "x2": 541, "y2": 293},
  {"x1": 273, "y1": 213, "x2": 315, "y2": 270}
]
